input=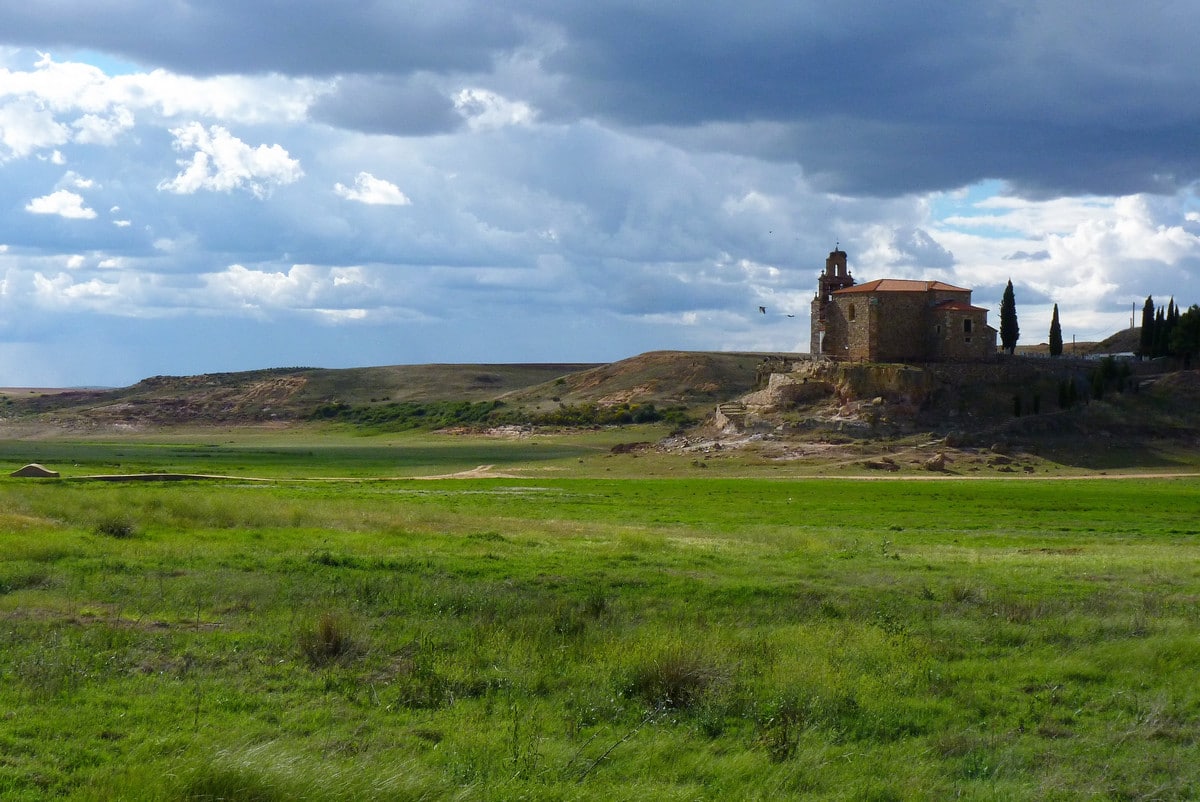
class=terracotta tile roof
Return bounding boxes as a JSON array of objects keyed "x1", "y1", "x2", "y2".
[
  {"x1": 932, "y1": 299, "x2": 987, "y2": 312},
  {"x1": 833, "y1": 279, "x2": 970, "y2": 294}
]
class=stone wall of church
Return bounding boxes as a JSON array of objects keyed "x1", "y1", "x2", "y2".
[
  {"x1": 837, "y1": 293, "x2": 932, "y2": 361},
  {"x1": 820, "y1": 300, "x2": 849, "y2": 357},
  {"x1": 932, "y1": 306, "x2": 995, "y2": 359}
]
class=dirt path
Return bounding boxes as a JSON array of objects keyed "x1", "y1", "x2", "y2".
[
  {"x1": 55, "y1": 466, "x2": 1200, "y2": 483},
  {"x1": 819, "y1": 471, "x2": 1200, "y2": 481},
  {"x1": 409, "y1": 464, "x2": 521, "y2": 480},
  {"x1": 60, "y1": 464, "x2": 522, "y2": 482}
]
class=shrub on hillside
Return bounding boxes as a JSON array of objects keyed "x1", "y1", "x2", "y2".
[
  {"x1": 309, "y1": 400, "x2": 504, "y2": 430},
  {"x1": 311, "y1": 398, "x2": 693, "y2": 430}
]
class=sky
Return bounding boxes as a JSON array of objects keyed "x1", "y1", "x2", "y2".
[{"x1": 2, "y1": 2, "x2": 1200, "y2": 387}]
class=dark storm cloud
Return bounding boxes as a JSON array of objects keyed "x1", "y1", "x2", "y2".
[
  {"x1": 309, "y1": 75, "x2": 463, "y2": 135},
  {"x1": 0, "y1": 1, "x2": 524, "y2": 76},
  {"x1": 536, "y1": 1, "x2": 991, "y2": 124},
  {"x1": 5, "y1": 2, "x2": 1200, "y2": 197},
  {"x1": 779, "y1": 118, "x2": 1200, "y2": 198},
  {"x1": 534, "y1": 1, "x2": 1200, "y2": 197}
]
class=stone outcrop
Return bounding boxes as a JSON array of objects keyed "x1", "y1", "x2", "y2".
[{"x1": 741, "y1": 371, "x2": 835, "y2": 413}]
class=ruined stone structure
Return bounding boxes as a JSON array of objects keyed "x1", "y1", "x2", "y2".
[{"x1": 811, "y1": 249, "x2": 997, "y2": 362}]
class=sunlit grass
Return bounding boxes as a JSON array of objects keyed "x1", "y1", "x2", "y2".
[{"x1": 0, "y1": 459, "x2": 1197, "y2": 799}]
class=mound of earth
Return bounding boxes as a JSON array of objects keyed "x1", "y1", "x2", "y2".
[
  {"x1": 1016, "y1": 327, "x2": 1140, "y2": 357},
  {"x1": 11, "y1": 463, "x2": 60, "y2": 478},
  {"x1": 499, "y1": 350, "x2": 788, "y2": 411},
  {"x1": 1092, "y1": 327, "x2": 1141, "y2": 354}
]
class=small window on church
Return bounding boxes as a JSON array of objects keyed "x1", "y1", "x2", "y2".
[
  {"x1": 848, "y1": 304, "x2": 856, "y2": 321},
  {"x1": 963, "y1": 318, "x2": 973, "y2": 334}
]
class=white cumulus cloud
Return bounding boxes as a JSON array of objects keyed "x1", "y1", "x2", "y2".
[
  {"x1": 0, "y1": 98, "x2": 70, "y2": 159},
  {"x1": 33, "y1": 272, "x2": 121, "y2": 307},
  {"x1": 157, "y1": 123, "x2": 303, "y2": 198},
  {"x1": 200, "y1": 264, "x2": 373, "y2": 317},
  {"x1": 454, "y1": 88, "x2": 534, "y2": 130},
  {"x1": 334, "y1": 171, "x2": 411, "y2": 206},
  {"x1": 128, "y1": 69, "x2": 328, "y2": 125},
  {"x1": 71, "y1": 105, "x2": 135, "y2": 145},
  {"x1": 25, "y1": 189, "x2": 97, "y2": 219},
  {"x1": 2, "y1": 53, "x2": 326, "y2": 126}
]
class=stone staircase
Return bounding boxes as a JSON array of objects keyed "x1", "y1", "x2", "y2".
[{"x1": 714, "y1": 401, "x2": 748, "y2": 430}]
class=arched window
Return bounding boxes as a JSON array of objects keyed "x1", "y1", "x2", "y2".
[
  {"x1": 963, "y1": 318, "x2": 973, "y2": 334},
  {"x1": 848, "y1": 304, "x2": 856, "y2": 322}
]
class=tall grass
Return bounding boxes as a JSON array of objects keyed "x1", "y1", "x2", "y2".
[
  {"x1": 297, "y1": 612, "x2": 361, "y2": 667},
  {"x1": 0, "y1": 473, "x2": 1197, "y2": 799}
]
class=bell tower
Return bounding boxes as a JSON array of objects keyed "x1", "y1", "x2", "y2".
[{"x1": 810, "y1": 247, "x2": 855, "y2": 354}]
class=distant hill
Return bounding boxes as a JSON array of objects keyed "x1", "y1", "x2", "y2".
[
  {"x1": 2, "y1": 363, "x2": 599, "y2": 428},
  {"x1": 497, "y1": 350, "x2": 783, "y2": 411},
  {"x1": 0, "y1": 352, "x2": 783, "y2": 429},
  {"x1": 1015, "y1": 327, "x2": 1140, "y2": 356},
  {"x1": 0, "y1": 333, "x2": 1176, "y2": 433}
]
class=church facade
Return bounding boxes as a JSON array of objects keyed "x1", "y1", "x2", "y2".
[{"x1": 810, "y1": 249, "x2": 996, "y2": 362}]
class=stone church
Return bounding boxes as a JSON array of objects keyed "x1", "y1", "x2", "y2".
[{"x1": 810, "y1": 248, "x2": 997, "y2": 361}]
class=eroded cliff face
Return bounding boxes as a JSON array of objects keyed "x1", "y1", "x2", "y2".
[
  {"x1": 816, "y1": 363, "x2": 933, "y2": 405},
  {"x1": 741, "y1": 370, "x2": 836, "y2": 410},
  {"x1": 743, "y1": 362, "x2": 932, "y2": 414},
  {"x1": 723, "y1": 358, "x2": 1137, "y2": 436}
]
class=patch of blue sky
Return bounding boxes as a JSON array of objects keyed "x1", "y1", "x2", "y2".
[
  {"x1": 926, "y1": 179, "x2": 1016, "y2": 238},
  {"x1": 1179, "y1": 186, "x2": 1200, "y2": 216}
]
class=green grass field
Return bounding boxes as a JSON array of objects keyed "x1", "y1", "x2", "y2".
[
  {"x1": 1, "y1": 434, "x2": 1198, "y2": 800},
  {"x1": 0, "y1": 426, "x2": 672, "y2": 480}
]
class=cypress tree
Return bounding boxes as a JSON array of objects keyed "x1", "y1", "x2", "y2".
[
  {"x1": 1154, "y1": 308, "x2": 1167, "y2": 358},
  {"x1": 1167, "y1": 298, "x2": 1180, "y2": 357},
  {"x1": 1000, "y1": 279, "x2": 1019, "y2": 355},
  {"x1": 1172, "y1": 305, "x2": 1200, "y2": 366},
  {"x1": 1138, "y1": 296, "x2": 1155, "y2": 358},
  {"x1": 1048, "y1": 303, "x2": 1063, "y2": 357}
]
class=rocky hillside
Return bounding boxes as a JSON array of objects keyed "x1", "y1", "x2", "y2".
[
  {"x1": 496, "y1": 350, "x2": 781, "y2": 411},
  {"x1": 709, "y1": 353, "x2": 1200, "y2": 456},
  {"x1": 3, "y1": 343, "x2": 1194, "y2": 447},
  {"x1": 0, "y1": 363, "x2": 600, "y2": 429},
  {"x1": 0, "y1": 352, "x2": 778, "y2": 430}
]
